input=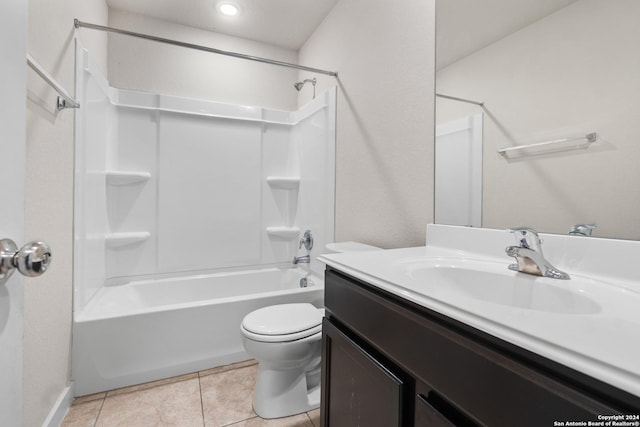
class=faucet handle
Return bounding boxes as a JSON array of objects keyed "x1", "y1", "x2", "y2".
[
  {"x1": 299, "y1": 229, "x2": 314, "y2": 250},
  {"x1": 507, "y1": 227, "x2": 542, "y2": 250},
  {"x1": 569, "y1": 223, "x2": 596, "y2": 237}
]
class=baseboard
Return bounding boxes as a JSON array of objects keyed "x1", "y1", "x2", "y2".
[{"x1": 41, "y1": 382, "x2": 74, "y2": 427}]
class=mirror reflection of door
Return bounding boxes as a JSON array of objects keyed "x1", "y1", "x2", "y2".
[{"x1": 435, "y1": 113, "x2": 483, "y2": 227}]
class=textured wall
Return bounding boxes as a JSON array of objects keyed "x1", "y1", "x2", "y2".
[
  {"x1": 299, "y1": 0, "x2": 436, "y2": 249},
  {"x1": 25, "y1": 1, "x2": 107, "y2": 426}
]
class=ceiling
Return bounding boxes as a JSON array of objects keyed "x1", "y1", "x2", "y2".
[
  {"x1": 106, "y1": 0, "x2": 578, "y2": 63},
  {"x1": 105, "y1": 0, "x2": 339, "y2": 50}
]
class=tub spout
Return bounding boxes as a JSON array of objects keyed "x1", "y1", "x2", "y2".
[{"x1": 293, "y1": 255, "x2": 310, "y2": 264}]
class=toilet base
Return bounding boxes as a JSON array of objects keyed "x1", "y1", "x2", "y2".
[{"x1": 252, "y1": 363, "x2": 321, "y2": 419}]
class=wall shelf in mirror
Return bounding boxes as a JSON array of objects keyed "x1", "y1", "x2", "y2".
[
  {"x1": 497, "y1": 132, "x2": 598, "y2": 159},
  {"x1": 105, "y1": 232, "x2": 150, "y2": 248},
  {"x1": 106, "y1": 171, "x2": 151, "y2": 186},
  {"x1": 266, "y1": 176, "x2": 300, "y2": 190},
  {"x1": 266, "y1": 226, "x2": 300, "y2": 240}
]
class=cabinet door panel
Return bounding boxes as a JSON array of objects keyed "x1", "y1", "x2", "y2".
[
  {"x1": 415, "y1": 394, "x2": 456, "y2": 427},
  {"x1": 321, "y1": 318, "x2": 404, "y2": 427},
  {"x1": 415, "y1": 381, "x2": 480, "y2": 427}
]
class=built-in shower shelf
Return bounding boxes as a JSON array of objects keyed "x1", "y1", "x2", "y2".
[
  {"x1": 106, "y1": 171, "x2": 151, "y2": 186},
  {"x1": 105, "y1": 232, "x2": 150, "y2": 248},
  {"x1": 266, "y1": 176, "x2": 300, "y2": 190},
  {"x1": 266, "y1": 226, "x2": 300, "y2": 240}
]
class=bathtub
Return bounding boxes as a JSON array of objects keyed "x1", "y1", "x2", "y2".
[{"x1": 71, "y1": 267, "x2": 324, "y2": 396}]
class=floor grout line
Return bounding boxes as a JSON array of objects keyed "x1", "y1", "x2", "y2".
[
  {"x1": 91, "y1": 397, "x2": 106, "y2": 427},
  {"x1": 197, "y1": 374, "x2": 206, "y2": 427}
]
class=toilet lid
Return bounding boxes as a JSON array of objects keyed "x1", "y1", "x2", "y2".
[{"x1": 242, "y1": 303, "x2": 323, "y2": 337}]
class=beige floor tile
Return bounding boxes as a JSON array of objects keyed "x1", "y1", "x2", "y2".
[
  {"x1": 96, "y1": 378, "x2": 204, "y2": 427},
  {"x1": 106, "y1": 372, "x2": 199, "y2": 397},
  {"x1": 61, "y1": 399, "x2": 103, "y2": 427},
  {"x1": 199, "y1": 359, "x2": 257, "y2": 378},
  {"x1": 226, "y1": 414, "x2": 314, "y2": 427},
  {"x1": 200, "y1": 364, "x2": 258, "y2": 426},
  {"x1": 306, "y1": 409, "x2": 320, "y2": 427}
]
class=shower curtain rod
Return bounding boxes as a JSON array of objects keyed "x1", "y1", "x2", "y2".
[
  {"x1": 27, "y1": 53, "x2": 80, "y2": 110},
  {"x1": 74, "y1": 19, "x2": 338, "y2": 77},
  {"x1": 436, "y1": 93, "x2": 484, "y2": 106}
]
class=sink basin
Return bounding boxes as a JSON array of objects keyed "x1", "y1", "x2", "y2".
[{"x1": 397, "y1": 258, "x2": 602, "y2": 314}]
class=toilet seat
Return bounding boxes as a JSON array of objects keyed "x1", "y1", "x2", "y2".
[{"x1": 241, "y1": 303, "x2": 324, "y2": 343}]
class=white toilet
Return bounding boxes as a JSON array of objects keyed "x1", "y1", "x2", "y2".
[
  {"x1": 240, "y1": 303, "x2": 324, "y2": 419},
  {"x1": 240, "y1": 242, "x2": 381, "y2": 419}
]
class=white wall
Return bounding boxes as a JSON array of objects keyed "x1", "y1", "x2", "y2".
[
  {"x1": 107, "y1": 9, "x2": 300, "y2": 111},
  {"x1": 299, "y1": 0, "x2": 436, "y2": 249},
  {"x1": 26, "y1": 1, "x2": 107, "y2": 426},
  {"x1": 436, "y1": 0, "x2": 640, "y2": 239}
]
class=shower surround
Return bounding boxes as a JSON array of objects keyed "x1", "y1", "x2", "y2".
[{"x1": 72, "y1": 47, "x2": 335, "y2": 395}]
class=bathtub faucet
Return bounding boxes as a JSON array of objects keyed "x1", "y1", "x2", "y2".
[{"x1": 292, "y1": 255, "x2": 310, "y2": 264}]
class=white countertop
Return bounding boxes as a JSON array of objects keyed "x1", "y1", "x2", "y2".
[{"x1": 319, "y1": 225, "x2": 640, "y2": 398}]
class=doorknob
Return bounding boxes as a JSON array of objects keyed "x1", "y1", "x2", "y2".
[{"x1": 0, "y1": 238, "x2": 52, "y2": 284}]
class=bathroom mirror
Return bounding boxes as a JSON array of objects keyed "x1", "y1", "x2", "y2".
[{"x1": 435, "y1": 0, "x2": 640, "y2": 240}]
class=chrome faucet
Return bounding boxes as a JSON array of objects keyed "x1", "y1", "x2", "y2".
[
  {"x1": 569, "y1": 223, "x2": 596, "y2": 237},
  {"x1": 505, "y1": 227, "x2": 570, "y2": 280},
  {"x1": 293, "y1": 255, "x2": 310, "y2": 264},
  {"x1": 299, "y1": 230, "x2": 314, "y2": 251}
]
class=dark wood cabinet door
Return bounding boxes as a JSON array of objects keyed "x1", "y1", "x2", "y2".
[
  {"x1": 414, "y1": 381, "x2": 480, "y2": 427},
  {"x1": 321, "y1": 318, "x2": 405, "y2": 427},
  {"x1": 414, "y1": 394, "x2": 457, "y2": 427}
]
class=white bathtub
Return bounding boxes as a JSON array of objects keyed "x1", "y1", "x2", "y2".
[{"x1": 72, "y1": 267, "x2": 323, "y2": 396}]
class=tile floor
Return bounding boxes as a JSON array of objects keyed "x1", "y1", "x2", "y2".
[{"x1": 61, "y1": 360, "x2": 320, "y2": 427}]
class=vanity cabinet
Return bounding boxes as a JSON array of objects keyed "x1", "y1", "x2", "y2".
[
  {"x1": 321, "y1": 268, "x2": 640, "y2": 426},
  {"x1": 322, "y1": 319, "x2": 406, "y2": 426}
]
